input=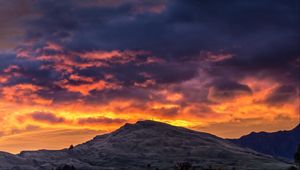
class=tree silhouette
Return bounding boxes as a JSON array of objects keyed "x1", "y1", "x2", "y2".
[
  {"x1": 174, "y1": 162, "x2": 192, "y2": 170},
  {"x1": 56, "y1": 165, "x2": 76, "y2": 170},
  {"x1": 286, "y1": 166, "x2": 297, "y2": 170},
  {"x1": 295, "y1": 143, "x2": 300, "y2": 169},
  {"x1": 146, "y1": 163, "x2": 151, "y2": 170}
]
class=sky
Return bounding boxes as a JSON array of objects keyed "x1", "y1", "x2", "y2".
[{"x1": 0, "y1": 0, "x2": 299, "y2": 153}]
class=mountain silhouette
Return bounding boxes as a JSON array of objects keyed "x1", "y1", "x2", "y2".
[
  {"x1": 0, "y1": 120, "x2": 293, "y2": 169},
  {"x1": 229, "y1": 124, "x2": 300, "y2": 160}
]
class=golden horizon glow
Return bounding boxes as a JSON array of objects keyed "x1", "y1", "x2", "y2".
[{"x1": 0, "y1": 75, "x2": 298, "y2": 153}]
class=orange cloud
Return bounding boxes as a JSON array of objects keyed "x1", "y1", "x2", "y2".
[
  {"x1": 202, "y1": 51, "x2": 233, "y2": 62},
  {"x1": 0, "y1": 77, "x2": 8, "y2": 83},
  {"x1": 0, "y1": 65, "x2": 21, "y2": 83},
  {"x1": 57, "y1": 80, "x2": 121, "y2": 96},
  {"x1": 1, "y1": 84, "x2": 52, "y2": 105},
  {"x1": 43, "y1": 42, "x2": 63, "y2": 51},
  {"x1": 80, "y1": 50, "x2": 122, "y2": 60},
  {"x1": 162, "y1": 90, "x2": 183, "y2": 102},
  {"x1": 69, "y1": 74, "x2": 93, "y2": 83},
  {"x1": 3, "y1": 65, "x2": 20, "y2": 73},
  {"x1": 79, "y1": 50, "x2": 148, "y2": 64}
]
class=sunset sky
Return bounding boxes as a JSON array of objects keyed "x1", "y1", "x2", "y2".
[{"x1": 0, "y1": 0, "x2": 299, "y2": 153}]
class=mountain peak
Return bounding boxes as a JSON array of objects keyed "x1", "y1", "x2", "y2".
[
  {"x1": 135, "y1": 119, "x2": 170, "y2": 126},
  {"x1": 90, "y1": 120, "x2": 179, "y2": 141},
  {"x1": 118, "y1": 120, "x2": 173, "y2": 131},
  {"x1": 136, "y1": 119, "x2": 161, "y2": 124}
]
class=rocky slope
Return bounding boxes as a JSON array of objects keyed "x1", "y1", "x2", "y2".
[
  {"x1": 0, "y1": 120, "x2": 293, "y2": 170},
  {"x1": 229, "y1": 124, "x2": 300, "y2": 160}
]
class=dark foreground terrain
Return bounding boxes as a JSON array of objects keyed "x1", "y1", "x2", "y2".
[{"x1": 0, "y1": 120, "x2": 293, "y2": 170}]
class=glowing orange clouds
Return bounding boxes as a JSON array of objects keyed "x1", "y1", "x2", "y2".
[
  {"x1": 0, "y1": 76, "x2": 298, "y2": 153},
  {"x1": 58, "y1": 80, "x2": 121, "y2": 96},
  {"x1": 0, "y1": 43, "x2": 298, "y2": 154},
  {"x1": 79, "y1": 50, "x2": 149, "y2": 64},
  {"x1": 1, "y1": 84, "x2": 52, "y2": 105}
]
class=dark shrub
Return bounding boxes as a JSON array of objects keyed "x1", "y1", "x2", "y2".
[
  {"x1": 286, "y1": 166, "x2": 297, "y2": 170},
  {"x1": 295, "y1": 143, "x2": 300, "y2": 169},
  {"x1": 56, "y1": 164, "x2": 76, "y2": 170},
  {"x1": 174, "y1": 162, "x2": 192, "y2": 170}
]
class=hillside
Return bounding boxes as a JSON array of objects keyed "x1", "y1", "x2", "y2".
[
  {"x1": 229, "y1": 124, "x2": 300, "y2": 160},
  {"x1": 0, "y1": 120, "x2": 293, "y2": 170}
]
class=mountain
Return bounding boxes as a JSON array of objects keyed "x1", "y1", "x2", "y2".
[
  {"x1": 0, "y1": 120, "x2": 293, "y2": 170},
  {"x1": 229, "y1": 124, "x2": 300, "y2": 160}
]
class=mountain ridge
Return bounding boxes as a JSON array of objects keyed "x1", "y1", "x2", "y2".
[
  {"x1": 228, "y1": 123, "x2": 300, "y2": 160},
  {"x1": 0, "y1": 120, "x2": 294, "y2": 170}
]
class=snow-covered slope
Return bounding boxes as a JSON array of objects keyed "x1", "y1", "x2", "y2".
[{"x1": 0, "y1": 120, "x2": 292, "y2": 170}]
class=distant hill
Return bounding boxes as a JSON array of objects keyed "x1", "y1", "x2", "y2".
[
  {"x1": 0, "y1": 120, "x2": 292, "y2": 170},
  {"x1": 229, "y1": 124, "x2": 300, "y2": 160}
]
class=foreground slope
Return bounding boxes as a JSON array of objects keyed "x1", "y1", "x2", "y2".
[
  {"x1": 229, "y1": 124, "x2": 300, "y2": 160},
  {"x1": 0, "y1": 120, "x2": 292, "y2": 170}
]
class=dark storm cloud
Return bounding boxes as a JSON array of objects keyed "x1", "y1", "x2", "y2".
[
  {"x1": 151, "y1": 107, "x2": 180, "y2": 117},
  {"x1": 22, "y1": 0, "x2": 299, "y2": 84},
  {"x1": 0, "y1": 0, "x2": 36, "y2": 50},
  {"x1": 0, "y1": 53, "x2": 18, "y2": 70},
  {"x1": 106, "y1": 61, "x2": 198, "y2": 86},
  {"x1": 0, "y1": 0, "x2": 298, "y2": 107},
  {"x1": 30, "y1": 112, "x2": 66, "y2": 124},
  {"x1": 211, "y1": 80, "x2": 252, "y2": 93},
  {"x1": 77, "y1": 117, "x2": 126, "y2": 125},
  {"x1": 264, "y1": 85, "x2": 297, "y2": 105},
  {"x1": 208, "y1": 80, "x2": 252, "y2": 101},
  {"x1": 24, "y1": 0, "x2": 300, "y2": 60}
]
